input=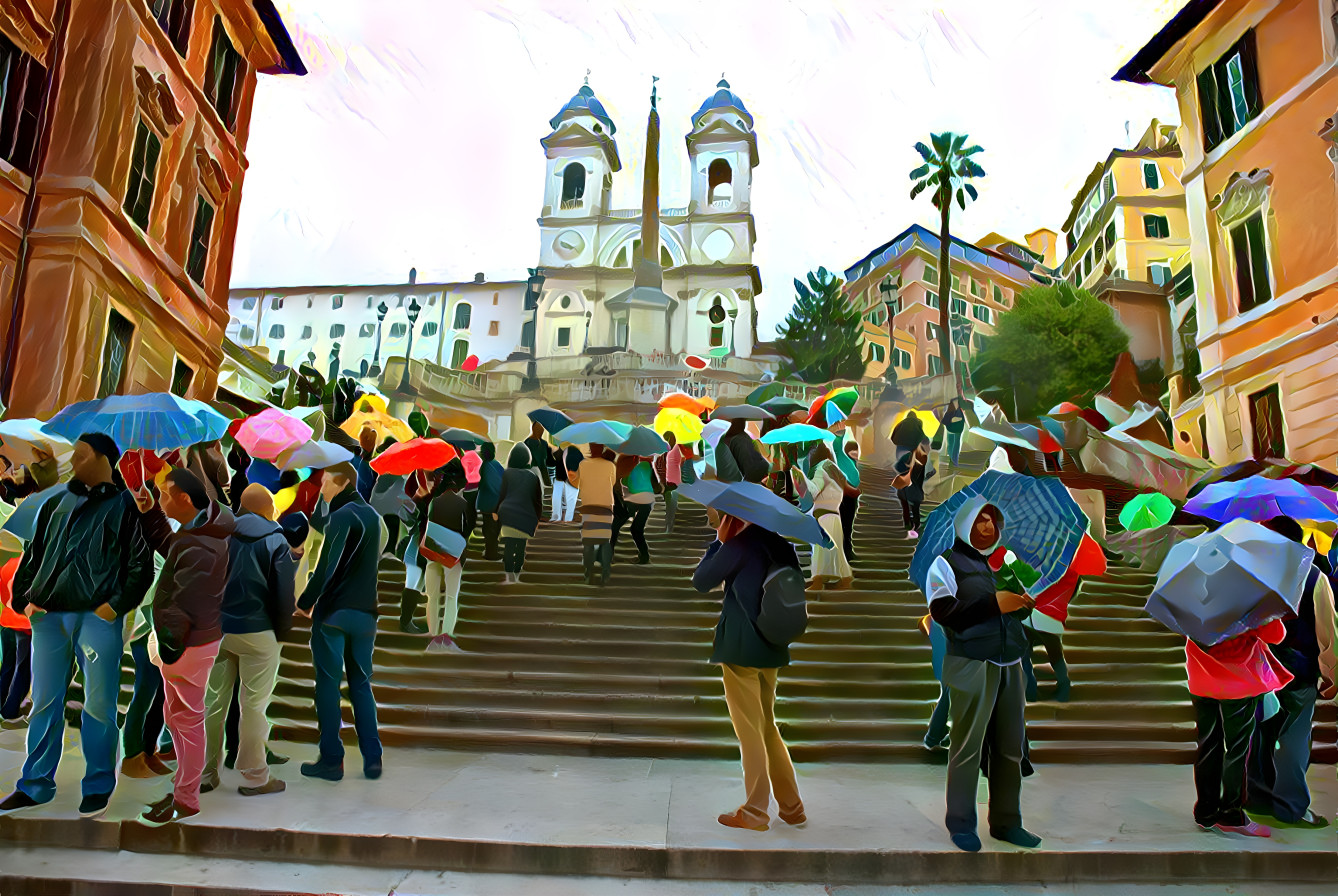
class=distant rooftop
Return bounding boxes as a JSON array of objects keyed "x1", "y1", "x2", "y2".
[{"x1": 843, "y1": 224, "x2": 1036, "y2": 285}]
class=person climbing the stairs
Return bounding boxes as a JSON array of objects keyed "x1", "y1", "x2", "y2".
[
  {"x1": 497, "y1": 445, "x2": 542, "y2": 586},
  {"x1": 575, "y1": 444, "x2": 617, "y2": 586},
  {"x1": 656, "y1": 432, "x2": 681, "y2": 534},
  {"x1": 476, "y1": 443, "x2": 504, "y2": 562},
  {"x1": 522, "y1": 422, "x2": 553, "y2": 514},
  {"x1": 792, "y1": 443, "x2": 853, "y2": 591},
  {"x1": 611, "y1": 453, "x2": 658, "y2": 565},
  {"x1": 550, "y1": 443, "x2": 582, "y2": 525},
  {"x1": 423, "y1": 460, "x2": 471, "y2": 651},
  {"x1": 836, "y1": 440, "x2": 861, "y2": 563},
  {"x1": 893, "y1": 444, "x2": 933, "y2": 540}
]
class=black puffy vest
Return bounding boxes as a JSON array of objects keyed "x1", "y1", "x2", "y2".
[
  {"x1": 1272, "y1": 566, "x2": 1322, "y2": 685},
  {"x1": 941, "y1": 541, "x2": 1031, "y2": 664}
]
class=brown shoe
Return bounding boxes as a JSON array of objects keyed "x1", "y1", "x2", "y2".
[
  {"x1": 144, "y1": 753, "x2": 173, "y2": 776},
  {"x1": 806, "y1": 578, "x2": 825, "y2": 592},
  {"x1": 239, "y1": 778, "x2": 286, "y2": 797},
  {"x1": 717, "y1": 809, "x2": 769, "y2": 831},
  {"x1": 779, "y1": 807, "x2": 807, "y2": 825},
  {"x1": 834, "y1": 577, "x2": 853, "y2": 591},
  {"x1": 120, "y1": 753, "x2": 158, "y2": 779}
]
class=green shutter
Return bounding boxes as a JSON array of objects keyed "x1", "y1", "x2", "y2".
[
  {"x1": 1198, "y1": 67, "x2": 1224, "y2": 150},
  {"x1": 1231, "y1": 221, "x2": 1255, "y2": 311},
  {"x1": 1237, "y1": 29, "x2": 1263, "y2": 121},
  {"x1": 1246, "y1": 212, "x2": 1271, "y2": 305}
]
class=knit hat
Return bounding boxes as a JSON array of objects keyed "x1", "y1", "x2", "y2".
[{"x1": 78, "y1": 432, "x2": 122, "y2": 464}]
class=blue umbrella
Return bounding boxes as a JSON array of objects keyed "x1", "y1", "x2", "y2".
[
  {"x1": 613, "y1": 425, "x2": 669, "y2": 457},
  {"x1": 44, "y1": 393, "x2": 229, "y2": 451},
  {"x1": 277, "y1": 440, "x2": 354, "y2": 472},
  {"x1": 679, "y1": 479, "x2": 832, "y2": 547},
  {"x1": 1183, "y1": 475, "x2": 1338, "y2": 523},
  {"x1": 910, "y1": 471, "x2": 1091, "y2": 595},
  {"x1": 1, "y1": 483, "x2": 66, "y2": 542},
  {"x1": 557, "y1": 420, "x2": 634, "y2": 446},
  {"x1": 527, "y1": 407, "x2": 574, "y2": 436}
]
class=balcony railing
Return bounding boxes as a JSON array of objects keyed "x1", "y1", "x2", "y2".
[{"x1": 559, "y1": 197, "x2": 584, "y2": 210}]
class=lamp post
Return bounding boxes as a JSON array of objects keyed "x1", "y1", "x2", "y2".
[
  {"x1": 951, "y1": 314, "x2": 974, "y2": 397},
  {"x1": 521, "y1": 267, "x2": 546, "y2": 392},
  {"x1": 397, "y1": 296, "x2": 422, "y2": 394},
  {"x1": 369, "y1": 300, "x2": 389, "y2": 377},
  {"x1": 878, "y1": 275, "x2": 903, "y2": 400}
]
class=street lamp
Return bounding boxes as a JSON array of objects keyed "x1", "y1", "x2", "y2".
[
  {"x1": 950, "y1": 314, "x2": 974, "y2": 397},
  {"x1": 397, "y1": 297, "x2": 422, "y2": 394},
  {"x1": 521, "y1": 267, "x2": 546, "y2": 392},
  {"x1": 878, "y1": 275, "x2": 903, "y2": 400},
  {"x1": 369, "y1": 300, "x2": 389, "y2": 377}
]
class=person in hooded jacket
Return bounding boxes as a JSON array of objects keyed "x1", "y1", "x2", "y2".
[
  {"x1": 925, "y1": 498, "x2": 1040, "y2": 853},
  {"x1": 496, "y1": 444, "x2": 542, "y2": 585},
  {"x1": 200, "y1": 485, "x2": 295, "y2": 799},
  {"x1": 715, "y1": 420, "x2": 770, "y2": 484},
  {"x1": 692, "y1": 513, "x2": 806, "y2": 832},
  {"x1": 226, "y1": 443, "x2": 251, "y2": 514},
  {"x1": 424, "y1": 460, "x2": 472, "y2": 649},
  {"x1": 476, "y1": 443, "x2": 505, "y2": 561}
]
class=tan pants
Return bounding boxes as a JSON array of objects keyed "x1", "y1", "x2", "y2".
[
  {"x1": 424, "y1": 560, "x2": 463, "y2": 637},
  {"x1": 203, "y1": 631, "x2": 280, "y2": 786},
  {"x1": 720, "y1": 663, "x2": 803, "y2": 825}
]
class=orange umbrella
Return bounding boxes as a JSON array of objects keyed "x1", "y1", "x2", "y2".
[{"x1": 659, "y1": 391, "x2": 712, "y2": 416}]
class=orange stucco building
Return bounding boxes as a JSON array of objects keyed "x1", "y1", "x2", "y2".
[
  {"x1": 1118, "y1": 0, "x2": 1338, "y2": 465},
  {"x1": 0, "y1": 0, "x2": 303, "y2": 418}
]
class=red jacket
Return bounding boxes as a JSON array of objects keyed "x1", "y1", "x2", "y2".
[
  {"x1": 1186, "y1": 619, "x2": 1294, "y2": 700},
  {"x1": 0, "y1": 557, "x2": 28, "y2": 631}
]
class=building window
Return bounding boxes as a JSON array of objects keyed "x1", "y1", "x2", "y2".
[
  {"x1": 923, "y1": 264, "x2": 937, "y2": 284},
  {"x1": 1198, "y1": 415, "x2": 1210, "y2": 459},
  {"x1": 389, "y1": 322, "x2": 408, "y2": 338},
  {"x1": 708, "y1": 158, "x2": 733, "y2": 205},
  {"x1": 1143, "y1": 162, "x2": 1160, "y2": 189},
  {"x1": 521, "y1": 320, "x2": 534, "y2": 351},
  {"x1": 1230, "y1": 211, "x2": 1271, "y2": 312},
  {"x1": 332, "y1": 295, "x2": 344, "y2": 309},
  {"x1": 150, "y1": 0, "x2": 194, "y2": 56},
  {"x1": 450, "y1": 339, "x2": 470, "y2": 368},
  {"x1": 927, "y1": 354, "x2": 944, "y2": 376},
  {"x1": 950, "y1": 296, "x2": 968, "y2": 316},
  {"x1": 1105, "y1": 221, "x2": 1117, "y2": 248},
  {"x1": 329, "y1": 324, "x2": 345, "y2": 338},
  {"x1": 869, "y1": 343, "x2": 886, "y2": 363},
  {"x1": 238, "y1": 325, "x2": 254, "y2": 342},
  {"x1": 1198, "y1": 30, "x2": 1262, "y2": 151},
  {"x1": 453, "y1": 303, "x2": 472, "y2": 330},
  {"x1": 1249, "y1": 384, "x2": 1285, "y2": 459},
  {"x1": 1144, "y1": 214, "x2": 1170, "y2": 238},
  {"x1": 98, "y1": 309, "x2": 135, "y2": 399},
  {"x1": 0, "y1": 34, "x2": 47, "y2": 175},
  {"x1": 992, "y1": 284, "x2": 1003, "y2": 305},
  {"x1": 298, "y1": 325, "x2": 311, "y2": 339},
  {"x1": 205, "y1": 18, "x2": 243, "y2": 130},
  {"x1": 170, "y1": 358, "x2": 194, "y2": 396},
  {"x1": 185, "y1": 196, "x2": 214, "y2": 284},
  {"x1": 488, "y1": 321, "x2": 499, "y2": 336},
  {"x1": 422, "y1": 322, "x2": 438, "y2": 337},
  {"x1": 241, "y1": 296, "x2": 256, "y2": 311},
  {"x1": 270, "y1": 296, "x2": 282, "y2": 310},
  {"x1": 557, "y1": 327, "x2": 571, "y2": 348},
  {"x1": 972, "y1": 304, "x2": 992, "y2": 324},
  {"x1": 367, "y1": 296, "x2": 375, "y2": 309},
  {"x1": 1148, "y1": 262, "x2": 1172, "y2": 286},
  {"x1": 123, "y1": 120, "x2": 161, "y2": 231},
  {"x1": 269, "y1": 324, "x2": 285, "y2": 338},
  {"x1": 612, "y1": 313, "x2": 629, "y2": 348},
  {"x1": 926, "y1": 292, "x2": 940, "y2": 309},
  {"x1": 559, "y1": 162, "x2": 585, "y2": 209},
  {"x1": 359, "y1": 323, "x2": 375, "y2": 338}
]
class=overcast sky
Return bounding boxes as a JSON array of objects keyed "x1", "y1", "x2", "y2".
[{"x1": 232, "y1": 0, "x2": 1182, "y2": 336}]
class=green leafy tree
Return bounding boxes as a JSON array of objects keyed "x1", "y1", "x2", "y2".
[
  {"x1": 970, "y1": 283, "x2": 1130, "y2": 420},
  {"x1": 910, "y1": 132, "x2": 985, "y2": 391},
  {"x1": 775, "y1": 267, "x2": 866, "y2": 384}
]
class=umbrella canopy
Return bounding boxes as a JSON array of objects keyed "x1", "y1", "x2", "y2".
[
  {"x1": 1013, "y1": 423, "x2": 1063, "y2": 454},
  {"x1": 891, "y1": 408, "x2": 940, "y2": 440},
  {"x1": 276, "y1": 440, "x2": 354, "y2": 472},
  {"x1": 653, "y1": 407, "x2": 704, "y2": 444},
  {"x1": 712, "y1": 405, "x2": 774, "y2": 422},
  {"x1": 436, "y1": 427, "x2": 487, "y2": 445},
  {"x1": 527, "y1": 407, "x2": 574, "y2": 436},
  {"x1": 1032, "y1": 533, "x2": 1107, "y2": 626},
  {"x1": 910, "y1": 472, "x2": 1092, "y2": 596},
  {"x1": 1262, "y1": 462, "x2": 1338, "y2": 490},
  {"x1": 1147, "y1": 519, "x2": 1315, "y2": 646},
  {"x1": 0, "y1": 419, "x2": 71, "y2": 467},
  {"x1": 679, "y1": 479, "x2": 832, "y2": 547},
  {"x1": 117, "y1": 449, "x2": 170, "y2": 492},
  {"x1": 350, "y1": 392, "x2": 389, "y2": 415},
  {"x1": 745, "y1": 382, "x2": 786, "y2": 406},
  {"x1": 1119, "y1": 493, "x2": 1178, "y2": 532},
  {"x1": 556, "y1": 420, "x2": 634, "y2": 447},
  {"x1": 613, "y1": 426, "x2": 669, "y2": 457},
  {"x1": 804, "y1": 386, "x2": 860, "y2": 426},
  {"x1": 701, "y1": 419, "x2": 730, "y2": 451},
  {"x1": 759, "y1": 396, "x2": 807, "y2": 418},
  {"x1": 371, "y1": 438, "x2": 459, "y2": 475},
  {"x1": 659, "y1": 391, "x2": 712, "y2": 416},
  {"x1": 340, "y1": 409, "x2": 414, "y2": 444},
  {"x1": 1, "y1": 483, "x2": 65, "y2": 542},
  {"x1": 1184, "y1": 475, "x2": 1338, "y2": 523},
  {"x1": 1303, "y1": 485, "x2": 1338, "y2": 516},
  {"x1": 1048, "y1": 402, "x2": 1083, "y2": 419},
  {"x1": 759, "y1": 423, "x2": 837, "y2": 445},
  {"x1": 44, "y1": 393, "x2": 229, "y2": 451},
  {"x1": 824, "y1": 402, "x2": 848, "y2": 425},
  {"x1": 1187, "y1": 459, "x2": 1267, "y2": 497},
  {"x1": 235, "y1": 408, "x2": 314, "y2": 461}
]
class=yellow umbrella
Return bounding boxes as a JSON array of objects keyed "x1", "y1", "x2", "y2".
[
  {"x1": 890, "y1": 408, "x2": 940, "y2": 439},
  {"x1": 654, "y1": 407, "x2": 704, "y2": 444},
  {"x1": 341, "y1": 409, "x2": 414, "y2": 444},
  {"x1": 351, "y1": 393, "x2": 389, "y2": 415},
  {"x1": 1303, "y1": 526, "x2": 1333, "y2": 555}
]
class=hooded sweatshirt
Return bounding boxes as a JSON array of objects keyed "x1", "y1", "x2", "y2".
[
  {"x1": 477, "y1": 443, "x2": 505, "y2": 513},
  {"x1": 497, "y1": 444, "x2": 543, "y2": 536},
  {"x1": 924, "y1": 496, "x2": 1030, "y2": 665},
  {"x1": 224, "y1": 512, "x2": 297, "y2": 639},
  {"x1": 152, "y1": 502, "x2": 238, "y2": 664},
  {"x1": 297, "y1": 486, "x2": 386, "y2": 620}
]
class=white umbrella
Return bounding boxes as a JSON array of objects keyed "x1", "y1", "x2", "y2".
[{"x1": 0, "y1": 419, "x2": 72, "y2": 467}]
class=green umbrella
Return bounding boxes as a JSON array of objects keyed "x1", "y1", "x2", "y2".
[
  {"x1": 1119, "y1": 493, "x2": 1177, "y2": 532},
  {"x1": 745, "y1": 382, "x2": 785, "y2": 406}
]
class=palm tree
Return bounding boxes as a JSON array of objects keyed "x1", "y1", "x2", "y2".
[{"x1": 909, "y1": 133, "x2": 985, "y2": 392}]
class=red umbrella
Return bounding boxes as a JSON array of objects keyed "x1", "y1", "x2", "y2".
[
  {"x1": 1032, "y1": 534, "x2": 1106, "y2": 626},
  {"x1": 685, "y1": 355, "x2": 710, "y2": 371},
  {"x1": 370, "y1": 438, "x2": 458, "y2": 475}
]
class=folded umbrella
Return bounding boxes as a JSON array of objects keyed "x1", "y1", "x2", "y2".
[
  {"x1": 0, "y1": 419, "x2": 71, "y2": 467},
  {"x1": 653, "y1": 408, "x2": 704, "y2": 444},
  {"x1": 1147, "y1": 519, "x2": 1315, "y2": 646},
  {"x1": 371, "y1": 438, "x2": 458, "y2": 476},
  {"x1": 276, "y1": 440, "x2": 355, "y2": 472},
  {"x1": 613, "y1": 425, "x2": 668, "y2": 457},
  {"x1": 712, "y1": 405, "x2": 774, "y2": 422},
  {"x1": 679, "y1": 479, "x2": 832, "y2": 547},
  {"x1": 527, "y1": 407, "x2": 574, "y2": 436},
  {"x1": 759, "y1": 423, "x2": 837, "y2": 445},
  {"x1": 910, "y1": 472, "x2": 1091, "y2": 596},
  {"x1": 1119, "y1": 493, "x2": 1177, "y2": 532},
  {"x1": 235, "y1": 408, "x2": 314, "y2": 462},
  {"x1": 1184, "y1": 475, "x2": 1338, "y2": 523},
  {"x1": 557, "y1": 420, "x2": 634, "y2": 447},
  {"x1": 44, "y1": 393, "x2": 229, "y2": 451}
]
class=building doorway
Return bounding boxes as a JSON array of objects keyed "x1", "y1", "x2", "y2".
[{"x1": 1248, "y1": 384, "x2": 1286, "y2": 460}]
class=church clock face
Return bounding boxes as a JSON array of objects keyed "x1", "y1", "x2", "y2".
[
  {"x1": 701, "y1": 228, "x2": 735, "y2": 262},
  {"x1": 554, "y1": 230, "x2": 585, "y2": 260}
]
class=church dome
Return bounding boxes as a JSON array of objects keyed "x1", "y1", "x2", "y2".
[
  {"x1": 549, "y1": 84, "x2": 616, "y2": 135},
  {"x1": 692, "y1": 78, "x2": 753, "y2": 129}
]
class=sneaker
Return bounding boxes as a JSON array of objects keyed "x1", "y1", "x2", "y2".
[
  {"x1": 0, "y1": 717, "x2": 28, "y2": 730},
  {"x1": 364, "y1": 758, "x2": 383, "y2": 780},
  {"x1": 0, "y1": 790, "x2": 43, "y2": 813},
  {"x1": 138, "y1": 795, "x2": 198, "y2": 827},
  {"x1": 266, "y1": 749, "x2": 290, "y2": 766},
  {"x1": 717, "y1": 809, "x2": 768, "y2": 831},
  {"x1": 199, "y1": 772, "x2": 220, "y2": 794},
  {"x1": 78, "y1": 792, "x2": 112, "y2": 819},
  {"x1": 238, "y1": 778, "x2": 286, "y2": 797},
  {"x1": 1215, "y1": 820, "x2": 1271, "y2": 838},
  {"x1": 990, "y1": 825, "x2": 1042, "y2": 848},
  {"x1": 300, "y1": 759, "x2": 344, "y2": 782},
  {"x1": 121, "y1": 753, "x2": 159, "y2": 779},
  {"x1": 907, "y1": 530, "x2": 919, "y2": 540},
  {"x1": 1274, "y1": 811, "x2": 1330, "y2": 829},
  {"x1": 778, "y1": 807, "x2": 807, "y2": 826},
  {"x1": 426, "y1": 634, "x2": 463, "y2": 654}
]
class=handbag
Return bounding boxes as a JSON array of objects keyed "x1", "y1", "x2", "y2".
[
  {"x1": 891, "y1": 472, "x2": 912, "y2": 490},
  {"x1": 420, "y1": 521, "x2": 466, "y2": 568}
]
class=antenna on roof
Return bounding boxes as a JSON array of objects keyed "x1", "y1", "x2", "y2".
[{"x1": 584, "y1": 68, "x2": 590, "y2": 86}]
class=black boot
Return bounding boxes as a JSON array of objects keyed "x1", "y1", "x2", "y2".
[
  {"x1": 582, "y1": 542, "x2": 595, "y2": 584},
  {"x1": 399, "y1": 589, "x2": 427, "y2": 634},
  {"x1": 600, "y1": 543, "x2": 612, "y2": 585}
]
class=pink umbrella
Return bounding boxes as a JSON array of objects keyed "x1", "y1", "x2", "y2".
[{"x1": 235, "y1": 408, "x2": 313, "y2": 461}]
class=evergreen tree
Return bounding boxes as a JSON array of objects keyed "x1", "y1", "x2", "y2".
[{"x1": 775, "y1": 267, "x2": 866, "y2": 383}]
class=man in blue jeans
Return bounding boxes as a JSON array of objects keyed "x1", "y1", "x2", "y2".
[
  {"x1": 297, "y1": 461, "x2": 387, "y2": 782},
  {"x1": 0, "y1": 433, "x2": 154, "y2": 818}
]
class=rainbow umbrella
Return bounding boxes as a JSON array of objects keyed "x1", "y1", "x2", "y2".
[
  {"x1": 824, "y1": 402, "x2": 847, "y2": 426},
  {"x1": 654, "y1": 407, "x2": 704, "y2": 444},
  {"x1": 804, "y1": 386, "x2": 859, "y2": 426}
]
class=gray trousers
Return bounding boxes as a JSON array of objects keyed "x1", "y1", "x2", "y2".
[{"x1": 943, "y1": 654, "x2": 1026, "y2": 835}]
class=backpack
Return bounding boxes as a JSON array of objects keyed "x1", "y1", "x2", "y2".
[{"x1": 756, "y1": 564, "x2": 808, "y2": 647}]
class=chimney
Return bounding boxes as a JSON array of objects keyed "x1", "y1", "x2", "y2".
[
  {"x1": 409, "y1": 267, "x2": 417, "y2": 285},
  {"x1": 474, "y1": 272, "x2": 485, "y2": 284}
]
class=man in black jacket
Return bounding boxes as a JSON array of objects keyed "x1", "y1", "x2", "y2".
[
  {"x1": 925, "y1": 497, "x2": 1040, "y2": 853},
  {"x1": 201, "y1": 484, "x2": 296, "y2": 798},
  {"x1": 0, "y1": 434, "x2": 154, "y2": 820},
  {"x1": 297, "y1": 461, "x2": 387, "y2": 782}
]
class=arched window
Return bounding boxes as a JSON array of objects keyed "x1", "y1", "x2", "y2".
[
  {"x1": 708, "y1": 159, "x2": 733, "y2": 205},
  {"x1": 453, "y1": 302, "x2": 472, "y2": 330},
  {"x1": 560, "y1": 163, "x2": 586, "y2": 209},
  {"x1": 450, "y1": 339, "x2": 470, "y2": 368},
  {"x1": 708, "y1": 296, "x2": 727, "y2": 348}
]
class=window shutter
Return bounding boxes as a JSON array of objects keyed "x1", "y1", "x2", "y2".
[
  {"x1": 1245, "y1": 213, "x2": 1271, "y2": 304},
  {"x1": 1197, "y1": 67, "x2": 1224, "y2": 150},
  {"x1": 1231, "y1": 222, "x2": 1255, "y2": 311},
  {"x1": 1237, "y1": 29, "x2": 1263, "y2": 120}
]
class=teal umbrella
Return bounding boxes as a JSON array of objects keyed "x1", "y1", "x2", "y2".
[
  {"x1": 1119, "y1": 493, "x2": 1177, "y2": 532},
  {"x1": 557, "y1": 420, "x2": 634, "y2": 446},
  {"x1": 760, "y1": 423, "x2": 836, "y2": 445},
  {"x1": 613, "y1": 426, "x2": 668, "y2": 457}
]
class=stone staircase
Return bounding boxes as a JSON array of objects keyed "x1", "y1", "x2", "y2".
[{"x1": 254, "y1": 465, "x2": 1335, "y2": 764}]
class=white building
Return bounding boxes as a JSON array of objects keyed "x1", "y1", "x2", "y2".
[
  {"x1": 528, "y1": 78, "x2": 762, "y2": 361},
  {"x1": 226, "y1": 274, "x2": 527, "y2": 378}
]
